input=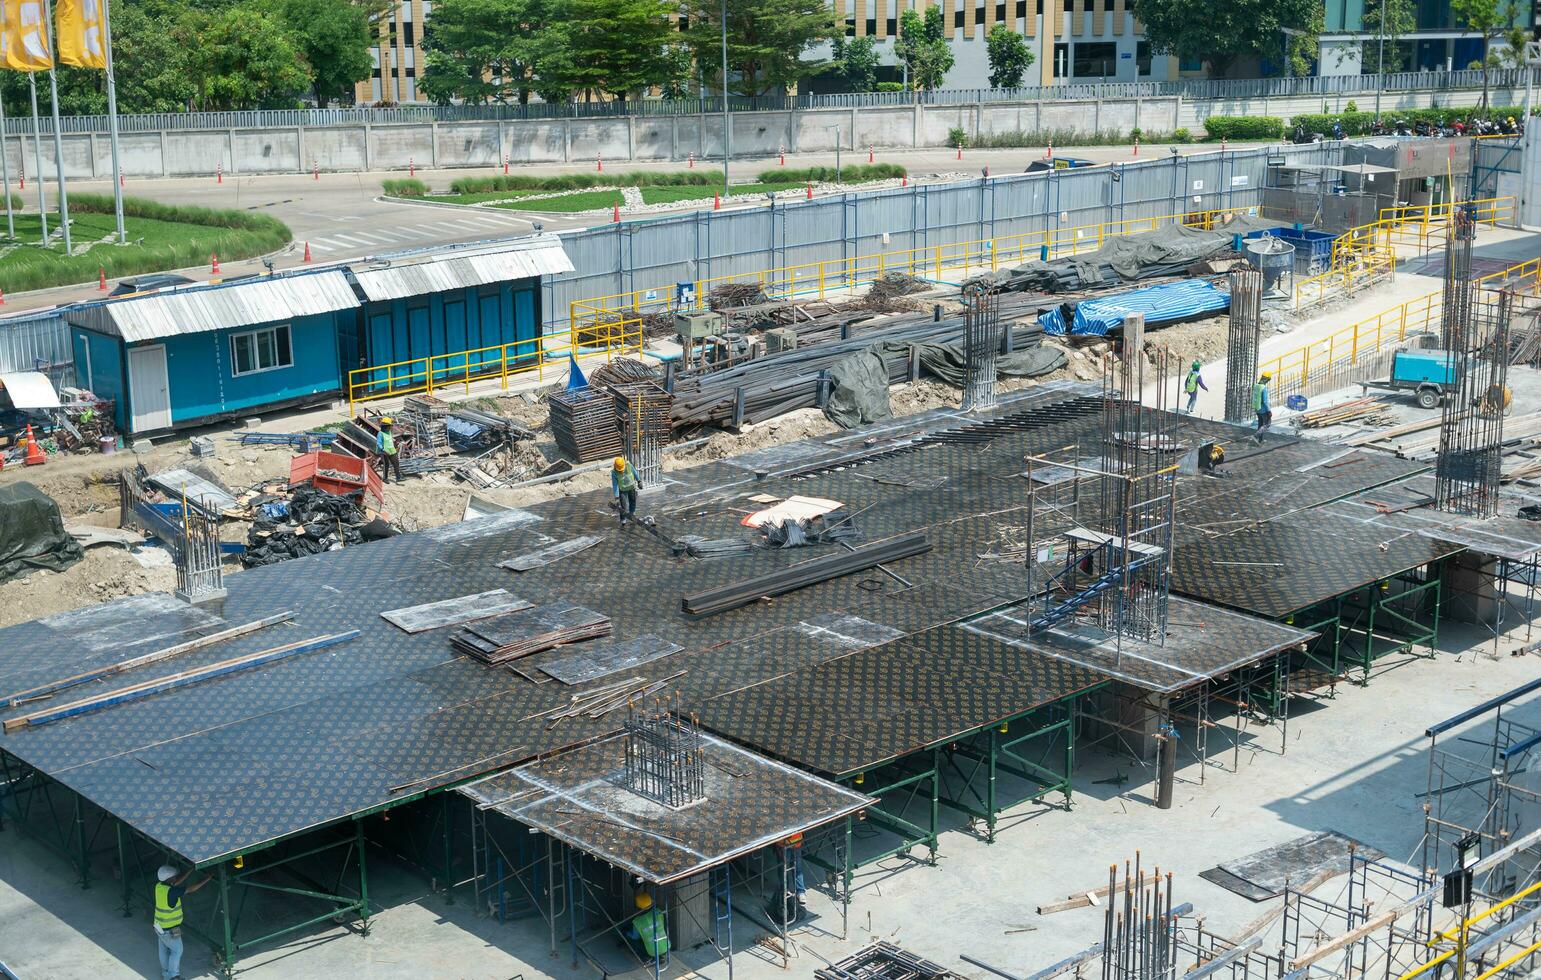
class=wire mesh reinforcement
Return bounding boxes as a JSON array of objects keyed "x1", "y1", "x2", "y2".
[
  {"x1": 623, "y1": 698, "x2": 705, "y2": 810},
  {"x1": 611, "y1": 382, "x2": 671, "y2": 488},
  {"x1": 1225, "y1": 268, "x2": 1264, "y2": 423},
  {"x1": 962, "y1": 284, "x2": 1002, "y2": 413},
  {"x1": 1436, "y1": 210, "x2": 1510, "y2": 518}
]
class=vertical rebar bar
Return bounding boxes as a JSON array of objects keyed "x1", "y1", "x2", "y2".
[
  {"x1": 962, "y1": 283, "x2": 1003, "y2": 412},
  {"x1": 1225, "y1": 268, "x2": 1264, "y2": 422}
]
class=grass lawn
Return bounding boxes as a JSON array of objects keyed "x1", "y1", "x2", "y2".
[
  {"x1": 0, "y1": 196, "x2": 290, "y2": 293},
  {"x1": 423, "y1": 190, "x2": 550, "y2": 206},
  {"x1": 640, "y1": 182, "x2": 803, "y2": 204},
  {"x1": 489, "y1": 189, "x2": 625, "y2": 213}
]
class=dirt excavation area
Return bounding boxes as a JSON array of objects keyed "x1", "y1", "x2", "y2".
[{"x1": 0, "y1": 311, "x2": 1229, "y2": 628}]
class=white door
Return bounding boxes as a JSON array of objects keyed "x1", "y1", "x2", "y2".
[{"x1": 127, "y1": 345, "x2": 172, "y2": 432}]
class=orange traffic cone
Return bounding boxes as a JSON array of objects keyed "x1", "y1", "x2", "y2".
[
  {"x1": 612, "y1": 204, "x2": 620, "y2": 223},
  {"x1": 713, "y1": 193, "x2": 720, "y2": 210},
  {"x1": 211, "y1": 252, "x2": 220, "y2": 275},
  {"x1": 303, "y1": 241, "x2": 312, "y2": 262},
  {"x1": 23, "y1": 425, "x2": 46, "y2": 466},
  {"x1": 806, "y1": 182, "x2": 813, "y2": 200},
  {"x1": 98, "y1": 268, "x2": 107, "y2": 291}
]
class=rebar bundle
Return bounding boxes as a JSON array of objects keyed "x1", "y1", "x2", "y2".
[
  {"x1": 623, "y1": 697, "x2": 706, "y2": 809},
  {"x1": 1102, "y1": 858, "x2": 1180, "y2": 980},
  {"x1": 1224, "y1": 268, "x2": 1264, "y2": 423},
  {"x1": 1435, "y1": 212, "x2": 1510, "y2": 517},
  {"x1": 962, "y1": 283, "x2": 1002, "y2": 412}
]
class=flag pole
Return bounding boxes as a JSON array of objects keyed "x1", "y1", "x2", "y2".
[
  {"x1": 100, "y1": 0, "x2": 123, "y2": 242},
  {"x1": 27, "y1": 72, "x2": 48, "y2": 244},
  {"x1": 0, "y1": 92, "x2": 14, "y2": 239},
  {"x1": 40, "y1": 0, "x2": 70, "y2": 255}
]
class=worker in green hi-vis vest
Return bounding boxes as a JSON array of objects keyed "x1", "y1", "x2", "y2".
[
  {"x1": 153, "y1": 864, "x2": 210, "y2": 980},
  {"x1": 1252, "y1": 372, "x2": 1273, "y2": 442},
  {"x1": 376, "y1": 416, "x2": 402, "y2": 484},
  {"x1": 1182, "y1": 360, "x2": 1208, "y2": 414},
  {"x1": 628, "y1": 892, "x2": 670, "y2": 962}
]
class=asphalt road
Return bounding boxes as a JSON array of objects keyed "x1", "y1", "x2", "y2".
[{"x1": 1, "y1": 140, "x2": 1261, "y2": 314}]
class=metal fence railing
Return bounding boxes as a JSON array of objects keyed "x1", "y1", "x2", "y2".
[{"x1": 4, "y1": 67, "x2": 1537, "y2": 136}]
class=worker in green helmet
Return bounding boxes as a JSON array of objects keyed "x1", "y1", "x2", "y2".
[{"x1": 1182, "y1": 360, "x2": 1208, "y2": 414}]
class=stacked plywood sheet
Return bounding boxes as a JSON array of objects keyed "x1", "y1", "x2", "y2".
[{"x1": 449, "y1": 603, "x2": 611, "y2": 665}]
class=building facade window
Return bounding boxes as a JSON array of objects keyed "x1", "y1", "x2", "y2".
[
  {"x1": 1137, "y1": 40, "x2": 1151, "y2": 75},
  {"x1": 1073, "y1": 41, "x2": 1117, "y2": 76},
  {"x1": 1053, "y1": 41, "x2": 1070, "y2": 76},
  {"x1": 231, "y1": 325, "x2": 293, "y2": 377}
]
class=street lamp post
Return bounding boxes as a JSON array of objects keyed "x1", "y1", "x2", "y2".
[{"x1": 828, "y1": 127, "x2": 842, "y2": 181}]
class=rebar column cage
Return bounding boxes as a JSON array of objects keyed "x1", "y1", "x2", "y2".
[
  {"x1": 1225, "y1": 268, "x2": 1264, "y2": 423},
  {"x1": 613, "y1": 381, "x2": 671, "y2": 490},
  {"x1": 1102, "y1": 857, "x2": 1181, "y2": 980},
  {"x1": 118, "y1": 467, "x2": 225, "y2": 603},
  {"x1": 622, "y1": 699, "x2": 706, "y2": 810},
  {"x1": 1435, "y1": 264, "x2": 1512, "y2": 518},
  {"x1": 961, "y1": 282, "x2": 1003, "y2": 412}
]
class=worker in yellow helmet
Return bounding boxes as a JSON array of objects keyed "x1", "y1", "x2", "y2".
[
  {"x1": 1252, "y1": 372, "x2": 1273, "y2": 443},
  {"x1": 611, "y1": 456, "x2": 642, "y2": 526},
  {"x1": 628, "y1": 891, "x2": 670, "y2": 962},
  {"x1": 375, "y1": 416, "x2": 402, "y2": 484}
]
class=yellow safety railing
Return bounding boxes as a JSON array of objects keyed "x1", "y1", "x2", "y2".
[
  {"x1": 569, "y1": 205, "x2": 1256, "y2": 329},
  {"x1": 1260, "y1": 254, "x2": 1541, "y2": 399},
  {"x1": 1398, "y1": 878, "x2": 1541, "y2": 980},
  {"x1": 345, "y1": 318, "x2": 645, "y2": 409}
]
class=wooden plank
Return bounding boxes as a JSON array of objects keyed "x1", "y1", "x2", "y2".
[
  {"x1": 1036, "y1": 871, "x2": 1155, "y2": 915},
  {"x1": 3, "y1": 632, "x2": 360, "y2": 732},
  {"x1": 1287, "y1": 909, "x2": 1397, "y2": 969},
  {"x1": 380, "y1": 590, "x2": 532, "y2": 633},
  {"x1": 0, "y1": 612, "x2": 295, "y2": 708}
]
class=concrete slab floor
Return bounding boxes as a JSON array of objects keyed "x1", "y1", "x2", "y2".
[{"x1": 2, "y1": 614, "x2": 1538, "y2": 979}]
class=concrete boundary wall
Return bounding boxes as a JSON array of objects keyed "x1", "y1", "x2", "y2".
[{"x1": 0, "y1": 87, "x2": 1524, "y2": 180}]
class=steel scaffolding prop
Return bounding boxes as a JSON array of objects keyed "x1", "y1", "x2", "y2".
[
  {"x1": 1226, "y1": 268, "x2": 1265, "y2": 423},
  {"x1": 1422, "y1": 679, "x2": 1541, "y2": 897},
  {"x1": 963, "y1": 282, "x2": 1003, "y2": 412},
  {"x1": 1436, "y1": 209, "x2": 1510, "y2": 518}
]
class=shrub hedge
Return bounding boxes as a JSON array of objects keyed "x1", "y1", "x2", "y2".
[
  {"x1": 382, "y1": 178, "x2": 429, "y2": 197},
  {"x1": 760, "y1": 163, "x2": 906, "y2": 182},
  {"x1": 1290, "y1": 105, "x2": 1537, "y2": 135},
  {"x1": 448, "y1": 170, "x2": 724, "y2": 195},
  {"x1": 1200, "y1": 115, "x2": 1286, "y2": 140}
]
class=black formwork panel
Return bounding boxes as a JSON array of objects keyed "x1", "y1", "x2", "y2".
[{"x1": 460, "y1": 732, "x2": 869, "y2": 885}]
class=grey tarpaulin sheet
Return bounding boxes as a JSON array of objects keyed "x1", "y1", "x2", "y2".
[
  {"x1": 0, "y1": 482, "x2": 83, "y2": 585},
  {"x1": 823, "y1": 341, "x2": 1066, "y2": 428},
  {"x1": 972, "y1": 215, "x2": 1283, "y2": 293}
]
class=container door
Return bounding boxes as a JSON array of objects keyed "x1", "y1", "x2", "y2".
[{"x1": 127, "y1": 345, "x2": 172, "y2": 432}]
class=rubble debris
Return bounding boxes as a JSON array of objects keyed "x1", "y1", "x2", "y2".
[{"x1": 241, "y1": 486, "x2": 397, "y2": 568}]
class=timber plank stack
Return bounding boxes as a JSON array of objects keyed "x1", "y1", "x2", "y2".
[{"x1": 449, "y1": 603, "x2": 612, "y2": 665}]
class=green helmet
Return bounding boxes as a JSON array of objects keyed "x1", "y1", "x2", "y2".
[{"x1": 1191, "y1": 361, "x2": 1201, "y2": 371}]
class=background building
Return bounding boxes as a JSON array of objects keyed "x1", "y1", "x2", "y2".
[{"x1": 356, "y1": 0, "x2": 427, "y2": 105}]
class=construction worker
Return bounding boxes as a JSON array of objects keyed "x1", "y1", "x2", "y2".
[
  {"x1": 780, "y1": 832, "x2": 807, "y2": 921},
  {"x1": 376, "y1": 417, "x2": 402, "y2": 484},
  {"x1": 1253, "y1": 372, "x2": 1273, "y2": 442},
  {"x1": 612, "y1": 457, "x2": 642, "y2": 525},
  {"x1": 1182, "y1": 360, "x2": 1208, "y2": 414},
  {"x1": 153, "y1": 864, "x2": 210, "y2": 980},
  {"x1": 628, "y1": 892, "x2": 670, "y2": 962}
]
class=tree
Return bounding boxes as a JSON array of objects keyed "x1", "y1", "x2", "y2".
[
  {"x1": 832, "y1": 35, "x2": 879, "y2": 92},
  {"x1": 1450, "y1": 0, "x2": 1525, "y2": 112},
  {"x1": 270, "y1": 0, "x2": 374, "y2": 106},
  {"x1": 1354, "y1": 0, "x2": 1416, "y2": 75},
  {"x1": 895, "y1": 6, "x2": 953, "y2": 90},
  {"x1": 549, "y1": 0, "x2": 684, "y2": 101},
  {"x1": 418, "y1": 0, "x2": 556, "y2": 104},
  {"x1": 186, "y1": 7, "x2": 313, "y2": 110},
  {"x1": 985, "y1": 25, "x2": 1034, "y2": 88},
  {"x1": 682, "y1": 0, "x2": 837, "y2": 98},
  {"x1": 1131, "y1": 0, "x2": 1319, "y2": 77}
]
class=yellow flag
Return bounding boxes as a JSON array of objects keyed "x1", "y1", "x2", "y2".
[
  {"x1": 56, "y1": 0, "x2": 105, "y2": 68},
  {"x1": 3, "y1": 0, "x2": 54, "y2": 71}
]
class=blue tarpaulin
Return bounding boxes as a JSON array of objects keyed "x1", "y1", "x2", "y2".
[{"x1": 1040, "y1": 279, "x2": 1231, "y2": 336}]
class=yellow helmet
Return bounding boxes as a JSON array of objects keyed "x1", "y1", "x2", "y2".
[
  {"x1": 1259, "y1": 372, "x2": 1272, "y2": 381},
  {"x1": 380, "y1": 416, "x2": 394, "y2": 426},
  {"x1": 635, "y1": 892, "x2": 653, "y2": 910},
  {"x1": 614, "y1": 457, "x2": 627, "y2": 470}
]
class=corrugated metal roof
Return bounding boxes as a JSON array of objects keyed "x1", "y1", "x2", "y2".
[
  {"x1": 351, "y1": 236, "x2": 574, "y2": 302},
  {"x1": 64, "y1": 271, "x2": 360, "y2": 343}
]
